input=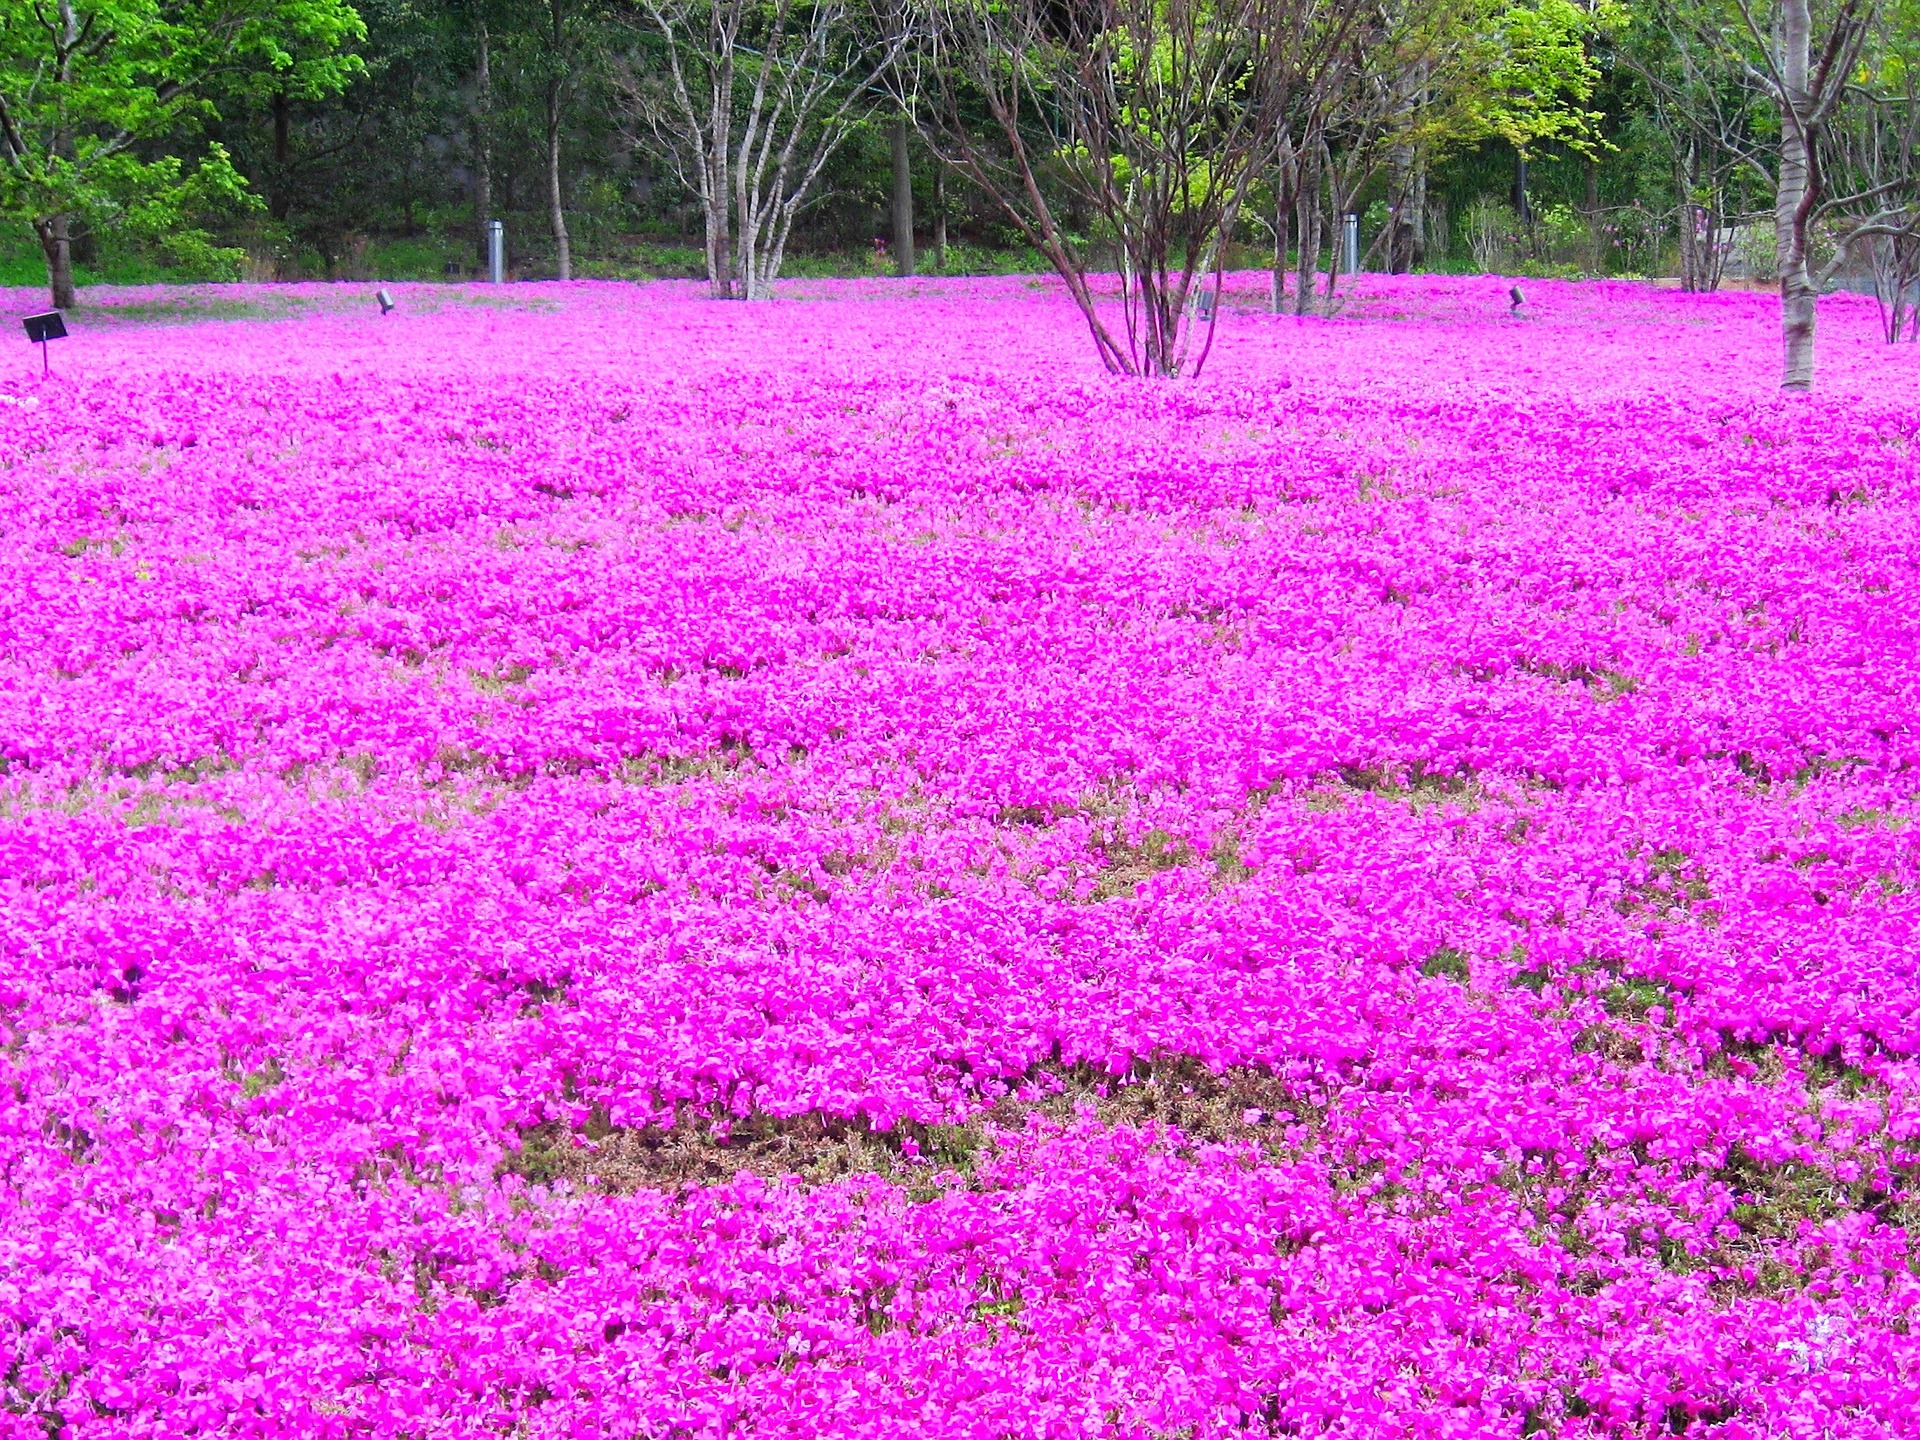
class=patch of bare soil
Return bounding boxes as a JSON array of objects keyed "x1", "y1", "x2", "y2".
[{"x1": 497, "y1": 1055, "x2": 1319, "y2": 1195}]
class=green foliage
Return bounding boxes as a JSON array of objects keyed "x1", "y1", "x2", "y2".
[
  {"x1": 0, "y1": 221, "x2": 232, "y2": 282},
  {"x1": 1420, "y1": 947, "x2": 1472, "y2": 982},
  {"x1": 1453, "y1": 0, "x2": 1616, "y2": 157},
  {"x1": 0, "y1": 0, "x2": 364, "y2": 274}
]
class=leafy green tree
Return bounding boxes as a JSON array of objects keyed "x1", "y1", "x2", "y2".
[
  {"x1": 0, "y1": 0, "x2": 365, "y2": 305},
  {"x1": 1459, "y1": 0, "x2": 1615, "y2": 156}
]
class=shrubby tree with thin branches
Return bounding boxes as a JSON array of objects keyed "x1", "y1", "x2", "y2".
[
  {"x1": 1618, "y1": 0, "x2": 1771, "y2": 292},
  {"x1": 907, "y1": 0, "x2": 1355, "y2": 377},
  {"x1": 1823, "y1": 0, "x2": 1920, "y2": 341}
]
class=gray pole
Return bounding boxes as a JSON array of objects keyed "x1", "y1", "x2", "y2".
[
  {"x1": 1343, "y1": 213, "x2": 1360, "y2": 275},
  {"x1": 487, "y1": 220, "x2": 506, "y2": 283}
]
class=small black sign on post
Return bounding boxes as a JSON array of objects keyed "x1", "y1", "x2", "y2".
[{"x1": 23, "y1": 311, "x2": 66, "y2": 375}]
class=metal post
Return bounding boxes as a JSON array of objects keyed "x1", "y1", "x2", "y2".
[
  {"x1": 1343, "y1": 214, "x2": 1360, "y2": 275},
  {"x1": 487, "y1": 220, "x2": 506, "y2": 284}
]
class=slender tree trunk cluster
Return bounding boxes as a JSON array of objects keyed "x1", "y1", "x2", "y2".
[
  {"x1": 1383, "y1": 62, "x2": 1429, "y2": 276},
  {"x1": 919, "y1": 0, "x2": 1345, "y2": 376},
  {"x1": 1289, "y1": 144, "x2": 1326, "y2": 317},
  {"x1": 466, "y1": 3, "x2": 576, "y2": 282},
  {"x1": 1673, "y1": 139, "x2": 1728, "y2": 295},
  {"x1": 621, "y1": 0, "x2": 905, "y2": 301},
  {"x1": 1273, "y1": 131, "x2": 1374, "y2": 319},
  {"x1": 1875, "y1": 237, "x2": 1920, "y2": 341}
]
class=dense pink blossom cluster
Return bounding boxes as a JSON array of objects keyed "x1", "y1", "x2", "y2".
[{"x1": 4, "y1": 273, "x2": 1920, "y2": 1437}]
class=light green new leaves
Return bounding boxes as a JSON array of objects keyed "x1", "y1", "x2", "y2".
[
  {"x1": 0, "y1": 0, "x2": 365, "y2": 256},
  {"x1": 1457, "y1": 0, "x2": 1617, "y2": 155}
]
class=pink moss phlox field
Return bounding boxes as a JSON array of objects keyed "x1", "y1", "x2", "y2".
[{"x1": 5, "y1": 273, "x2": 1920, "y2": 1436}]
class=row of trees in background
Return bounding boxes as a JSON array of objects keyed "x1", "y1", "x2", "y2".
[{"x1": 0, "y1": 0, "x2": 1916, "y2": 387}]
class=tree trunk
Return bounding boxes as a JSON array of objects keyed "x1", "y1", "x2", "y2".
[
  {"x1": 1386, "y1": 144, "x2": 1415, "y2": 275},
  {"x1": 36, "y1": 215, "x2": 75, "y2": 309},
  {"x1": 1293, "y1": 185, "x2": 1320, "y2": 317},
  {"x1": 932, "y1": 168, "x2": 947, "y2": 270},
  {"x1": 271, "y1": 90, "x2": 294, "y2": 222},
  {"x1": 546, "y1": 0, "x2": 571, "y2": 283},
  {"x1": 474, "y1": 18, "x2": 492, "y2": 271},
  {"x1": 1272, "y1": 169, "x2": 1289, "y2": 313},
  {"x1": 705, "y1": 178, "x2": 732, "y2": 298},
  {"x1": 891, "y1": 117, "x2": 916, "y2": 277},
  {"x1": 1326, "y1": 195, "x2": 1344, "y2": 302},
  {"x1": 547, "y1": 78, "x2": 571, "y2": 280},
  {"x1": 703, "y1": 35, "x2": 735, "y2": 299},
  {"x1": 1777, "y1": 0, "x2": 1816, "y2": 391},
  {"x1": 1410, "y1": 160, "x2": 1428, "y2": 265},
  {"x1": 1677, "y1": 147, "x2": 1701, "y2": 293}
]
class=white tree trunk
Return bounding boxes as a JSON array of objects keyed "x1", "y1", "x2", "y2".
[
  {"x1": 629, "y1": 0, "x2": 901, "y2": 301},
  {"x1": 1777, "y1": 0, "x2": 1816, "y2": 390},
  {"x1": 547, "y1": 78, "x2": 571, "y2": 281}
]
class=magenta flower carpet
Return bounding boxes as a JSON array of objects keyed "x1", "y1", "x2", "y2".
[{"x1": 3, "y1": 274, "x2": 1919, "y2": 1437}]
